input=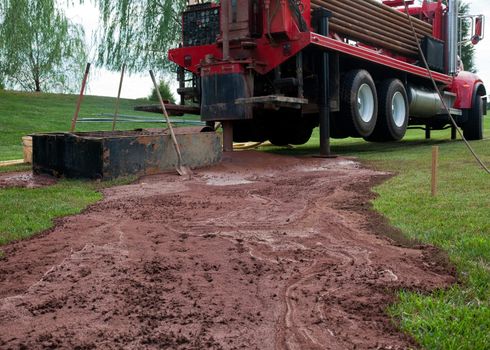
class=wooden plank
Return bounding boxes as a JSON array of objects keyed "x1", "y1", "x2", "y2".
[
  {"x1": 0, "y1": 160, "x2": 25, "y2": 167},
  {"x1": 431, "y1": 146, "x2": 439, "y2": 197}
]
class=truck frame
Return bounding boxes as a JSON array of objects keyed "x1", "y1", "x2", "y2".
[{"x1": 168, "y1": 0, "x2": 486, "y2": 153}]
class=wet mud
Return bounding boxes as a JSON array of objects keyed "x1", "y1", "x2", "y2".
[{"x1": 0, "y1": 151, "x2": 455, "y2": 349}]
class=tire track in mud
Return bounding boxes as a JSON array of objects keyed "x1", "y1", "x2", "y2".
[{"x1": 0, "y1": 151, "x2": 455, "y2": 349}]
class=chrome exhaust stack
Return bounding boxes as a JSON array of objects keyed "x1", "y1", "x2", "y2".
[{"x1": 446, "y1": 0, "x2": 459, "y2": 75}]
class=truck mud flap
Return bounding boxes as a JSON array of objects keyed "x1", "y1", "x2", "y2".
[{"x1": 200, "y1": 65, "x2": 253, "y2": 121}]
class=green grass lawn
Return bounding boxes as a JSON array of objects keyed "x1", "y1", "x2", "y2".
[
  {"x1": 0, "y1": 181, "x2": 102, "y2": 246},
  {"x1": 0, "y1": 90, "x2": 489, "y2": 349},
  {"x1": 0, "y1": 176, "x2": 135, "y2": 248},
  {"x1": 0, "y1": 163, "x2": 31, "y2": 174}
]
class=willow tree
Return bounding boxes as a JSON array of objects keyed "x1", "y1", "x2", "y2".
[
  {"x1": 77, "y1": 0, "x2": 188, "y2": 73},
  {"x1": 458, "y1": 1, "x2": 476, "y2": 72},
  {"x1": 0, "y1": 0, "x2": 87, "y2": 92},
  {"x1": 0, "y1": 0, "x2": 6, "y2": 88}
]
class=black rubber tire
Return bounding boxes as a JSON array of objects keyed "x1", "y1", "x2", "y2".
[
  {"x1": 269, "y1": 116, "x2": 315, "y2": 146},
  {"x1": 463, "y1": 93, "x2": 484, "y2": 141},
  {"x1": 269, "y1": 126, "x2": 313, "y2": 146},
  {"x1": 330, "y1": 112, "x2": 350, "y2": 139},
  {"x1": 340, "y1": 70, "x2": 378, "y2": 138},
  {"x1": 233, "y1": 119, "x2": 269, "y2": 143},
  {"x1": 365, "y1": 79, "x2": 409, "y2": 142}
]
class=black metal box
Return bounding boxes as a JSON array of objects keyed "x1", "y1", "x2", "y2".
[
  {"x1": 33, "y1": 129, "x2": 222, "y2": 179},
  {"x1": 421, "y1": 36, "x2": 445, "y2": 73}
]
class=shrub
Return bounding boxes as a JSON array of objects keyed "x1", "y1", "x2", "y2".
[{"x1": 149, "y1": 80, "x2": 176, "y2": 104}]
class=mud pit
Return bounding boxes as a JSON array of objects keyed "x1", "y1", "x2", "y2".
[{"x1": 0, "y1": 151, "x2": 454, "y2": 349}]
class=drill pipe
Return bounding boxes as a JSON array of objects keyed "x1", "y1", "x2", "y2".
[
  {"x1": 362, "y1": 0, "x2": 432, "y2": 31},
  {"x1": 344, "y1": 0, "x2": 433, "y2": 33},
  {"x1": 310, "y1": 0, "x2": 433, "y2": 56},
  {"x1": 311, "y1": 0, "x2": 432, "y2": 36},
  {"x1": 328, "y1": 18, "x2": 419, "y2": 55},
  {"x1": 328, "y1": 22, "x2": 418, "y2": 56},
  {"x1": 323, "y1": 6, "x2": 424, "y2": 50},
  {"x1": 311, "y1": 4, "x2": 420, "y2": 55},
  {"x1": 310, "y1": 1, "x2": 424, "y2": 43}
]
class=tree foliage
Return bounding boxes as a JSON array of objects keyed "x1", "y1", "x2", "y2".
[
  {"x1": 458, "y1": 1, "x2": 476, "y2": 73},
  {"x1": 149, "y1": 80, "x2": 176, "y2": 103},
  {"x1": 75, "y1": 0, "x2": 187, "y2": 73},
  {"x1": 0, "y1": 0, "x2": 6, "y2": 87},
  {"x1": 0, "y1": 0, "x2": 87, "y2": 92}
]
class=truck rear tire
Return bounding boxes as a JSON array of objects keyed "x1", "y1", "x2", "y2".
[
  {"x1": 365, "y1": 79, "x2": 408, "y2": 142},
  {"x1": 269, "y1": 125, "x2": 313, "y2": 146},
  {"x1": 330, "y1": 112, "x2": 350, "y2": 139},
  {"x1": 268, "y1": 111, "x2": 316, "y2": 146},
  {"x1": 269, "y1": 118, "x2": 315, "y2": 145},
  {"x1": 340, "y1": 70, "x2": 378, "y2": 138},
  {"x1": 463, "y1": 93, "x2": 484, "y2": 141}
]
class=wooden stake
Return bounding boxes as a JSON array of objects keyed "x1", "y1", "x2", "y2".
[
  {"x1": 112, "y1": 63, "x2": 126, "y2": 131},
  {"x1": 431, "y1": 146, "x2": 439, "y2": 197},
  {"x1": 71, "y1": 63, "x2": 91, "y2": 132}
]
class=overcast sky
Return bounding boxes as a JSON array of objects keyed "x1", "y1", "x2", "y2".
[{"x1": 64, "y1": 1, "x2": 490, "y2": 99}]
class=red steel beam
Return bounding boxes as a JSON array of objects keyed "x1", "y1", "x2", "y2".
[{"x1": 309, "y1": 33, "x2": 453, "y2": 85}]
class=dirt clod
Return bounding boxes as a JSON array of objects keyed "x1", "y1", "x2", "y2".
[{"x1": 0, "y1": 151, "x2": 454, "y2": 349}]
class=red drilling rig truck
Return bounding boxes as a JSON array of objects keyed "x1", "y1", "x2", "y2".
[{"x1": 167, "y1": 0, "x2": 486, "y2": 153}]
